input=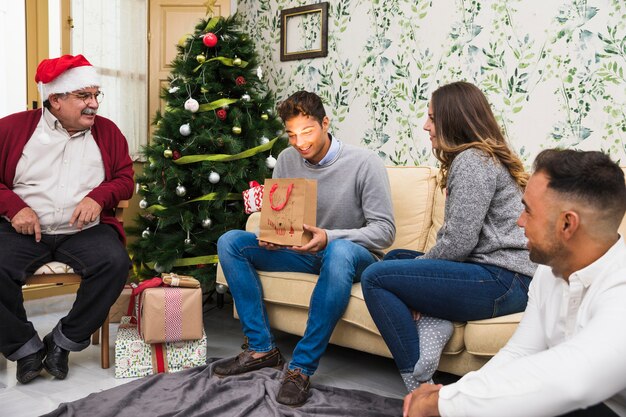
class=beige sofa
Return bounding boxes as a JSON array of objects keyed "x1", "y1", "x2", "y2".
[{"x1": 217, "y1": 166, "x2": 626, "y2": 376}]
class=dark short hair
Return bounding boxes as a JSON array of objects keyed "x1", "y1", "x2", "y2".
[
  {"x1": 534, "y1": 149, "x2": 626, "y2": 223},
  {"x1": 277, "y1": 91, "x2": 326, "y2": 125}
]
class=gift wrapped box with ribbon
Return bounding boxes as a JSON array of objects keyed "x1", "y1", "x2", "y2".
[
  {"x1": 124, "y1": 276, "x2": 204, "y2": 344},
  {"x1": 115, "y1": 316, "x2": 207, "y2": 378},
  {"x1": 242, "y1": 180, "x2": 264, "y2": 214}
]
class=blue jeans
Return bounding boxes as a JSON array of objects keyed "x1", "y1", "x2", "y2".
[
  {"x1": 217, "y1": 230, "x2": 377, "y2": 376},
  {"x1": 361, "y1": 249, "x2": 531, "y2": 373}
]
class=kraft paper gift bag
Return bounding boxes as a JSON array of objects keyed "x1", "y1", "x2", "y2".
[{"x1": 259, "y1": 178, "x2": 317, "y2": 246}]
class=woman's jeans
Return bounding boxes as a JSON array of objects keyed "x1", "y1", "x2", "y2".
[
  {"x1": 217, "y1": 229, "x2": 377, "y2": 376},
  {"x1": 361, "y1": 249, "x2": 532, "y2": 373}
]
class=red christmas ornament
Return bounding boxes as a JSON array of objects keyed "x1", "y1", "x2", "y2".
[
  {"x1": 203, "y1": 32, "x2": 218, "y2": 48},
  {"x1": 235, "y1": 76, "x2": 246, "y2": 86},
  {"x1": 172, "y1": 150, "x2": 181, "y2": 160},
  {"x1": 216, "y1": 108, "x2": 227, "y2": 121}
]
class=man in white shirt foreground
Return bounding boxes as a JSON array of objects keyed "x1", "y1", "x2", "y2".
[{"x1": 404, "y1": 149, "x2": 626, "y2": 417}]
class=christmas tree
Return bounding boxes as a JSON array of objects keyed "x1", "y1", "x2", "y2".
[{"x1": 128, "y1": 15, "x2": 286, "y2": 290}]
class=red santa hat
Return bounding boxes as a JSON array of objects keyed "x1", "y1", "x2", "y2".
[{"x1": 35, "y1": 54, "x2": 100, "y2": 100}]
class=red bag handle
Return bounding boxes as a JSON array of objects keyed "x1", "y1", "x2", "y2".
[{"x1": 269, "y1": 183, "x2": 293, "y2": 211}]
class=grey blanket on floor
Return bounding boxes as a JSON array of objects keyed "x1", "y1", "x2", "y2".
[{"x1": 43, "y1": 360, "x2": 403, "y2": 417}]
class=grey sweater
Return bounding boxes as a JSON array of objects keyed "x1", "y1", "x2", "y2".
[
  {"x1": 421, "y1": 148, "x2": 537, "y2": 277},
  {"x1": 273, "y1": 140, "x2": 396, "y2": 257}
]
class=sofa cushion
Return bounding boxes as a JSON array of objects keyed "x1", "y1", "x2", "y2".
[
  {"x1": 385, "y1": 166, "x2": 439, "y2": 254},
  {"x1": 464, "y1": 312, "x2": 524, "y2": 356},
  {"x1": 227, "y1": 266, "x2": 468, "y2": 355},
  {"x1": 33, "y1": 261, "x2": 74, "y2": 275}
]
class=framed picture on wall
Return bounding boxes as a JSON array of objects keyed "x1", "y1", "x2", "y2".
[{"x1": 280, "y1": 2, "x2": 329, "y2": 61}]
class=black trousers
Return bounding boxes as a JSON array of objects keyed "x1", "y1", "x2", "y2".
[{"x1": 0, "y1": 221, "x2": 130, "y2": 359}]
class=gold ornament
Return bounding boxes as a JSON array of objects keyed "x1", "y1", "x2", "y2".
[
  {"x1": 164, "y1": 148, "x2": 173, "y2": 158},
  {"x1": 196, "y1": 54, "x2": 206, "y2": 64},
  {"x1": 261, "y1": 113, "x2": 269, "y2": 121},
  {"x1": 233, "y1": 57, "x2": 242, "y2": 67},
  {"x1": 232, "y1": 126, "x2": 242, "y2": 135},
  {"x1": 178, "y1": 33, "x2": 192, "y2": 47}
]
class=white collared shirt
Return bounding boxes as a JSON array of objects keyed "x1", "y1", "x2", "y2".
[
  {"x1": 12, "y1": 109, "x2": 104, "y2": 234},
  {"x1": 439, "y1": 237, "x2": 626, "y2": 417},
  {"x1": 304, "y1": 133, "x2": 340, "y2": 167}
]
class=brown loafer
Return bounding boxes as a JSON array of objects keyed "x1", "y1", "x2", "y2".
[
  {"x1": 213, "y1": 348, "x2": 284, "y2": 377},
  {"x1": 276, "y1": 368, "x2": 310, "y2": 407}
]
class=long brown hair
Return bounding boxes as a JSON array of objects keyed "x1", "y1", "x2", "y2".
[{"x1": 430, "y1": 81, "x2": 528, "y2": 189}]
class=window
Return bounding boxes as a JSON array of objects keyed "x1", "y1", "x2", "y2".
[{"x1": 71, "y1": 0, "x2": 147, "y2": 160}]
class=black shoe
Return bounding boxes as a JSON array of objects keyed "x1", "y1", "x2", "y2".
[
  {"x1": 276, "y1": 369, "x2": 310, "y2": 407},
  {"x1": 43, "y1": 333, "x2": 69, "y2": 380},
  {"x1": 16, "y1": 348, "x2": 45, "y2": 384},
  {"x1": 213, "y1": 348, "x2": 284, "y2": 377}
]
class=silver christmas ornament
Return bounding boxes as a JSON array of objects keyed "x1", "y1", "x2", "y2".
[
  {"x1": 175, "y1": 184, "x2": 187, "y2": 197},
  {"x1": 201, "y1": 218, "x2": 213, "y2": 228},
  {"x1": 184, "y1": 238, "x2": 192, "y2": 245},
  {"x1": 184, "y1": 98, "x2": 199, "y2": 113},
  {"x1": 209, "y1": 171, "x2": 220, "y2": 184},
  {"x1": 260, "y1": 136, "x2": 270, "y2": 145},
  {"x1": 154, "y1": 263, "x2": 164, "y2": 273},
  {"x1": 142, "y1": 228, "x2": 151, "y2": 238},
  {"x1": 179, "y1": 123, "x2": 191, "y2": 136},
  {"x1": 216, "y1": 284, "x2": 228, "y2": 294},
  {"x1": 168, "y1": 86, "x2": 179, "y2": 94},
  {"x1": 241, "y1": 93, "x2": 251, "y2": 102},
  {"x1": 265, "y1": 155, "x2": 277, "y2": 169},
  {"x1": 139, "y1": 198, "x2": 148, "y2": 209},
  {"x1": 158, "y1": 195, "x2": 164, "y2": 203},
  {"x1": 256, "y1": 66, "x2": 263, "y2": 80}
]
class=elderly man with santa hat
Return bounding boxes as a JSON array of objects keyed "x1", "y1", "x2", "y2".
[{"x1": 0, "y1": 54, "x2": 133, "y2": 384}]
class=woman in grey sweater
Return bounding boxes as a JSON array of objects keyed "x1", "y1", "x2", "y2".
[{"x1": 362, "y1": 81, "x2": 536, "y2": 392}]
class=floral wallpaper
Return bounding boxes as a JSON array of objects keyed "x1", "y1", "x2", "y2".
[{"x1": 237, "y1": 0, "x2": 626, "y2": 167}]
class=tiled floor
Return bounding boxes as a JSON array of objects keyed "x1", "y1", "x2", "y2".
[{"x1": 1, "y1": 293, "x2": 411, "y2": 416}]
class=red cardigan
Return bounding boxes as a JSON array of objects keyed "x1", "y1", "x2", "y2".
[{"x1": 0, "y1": 110, "x2": 134, "y2": 242}]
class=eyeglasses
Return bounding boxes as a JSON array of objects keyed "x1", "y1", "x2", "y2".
[{"x1": 66, "y1": 91, "x2": 104, "y2": 104}]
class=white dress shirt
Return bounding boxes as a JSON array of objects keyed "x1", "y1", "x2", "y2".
[
  {"x1": 12, "y1": 109, "x2": 104, "y2": 234},
  {"x1": 439, "y1": 237, "x2": 626, "y2": 417}
]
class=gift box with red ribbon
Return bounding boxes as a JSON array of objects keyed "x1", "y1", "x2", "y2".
[
  {"x1": 114, "y1": 316, "x2": 207, "y2": 378},
  {"x1": 126, "y1": 276, "x2": 204, "y2": 344},
  {"x1": 242, "y1": 180, "x2": 264, "y2": 214}
]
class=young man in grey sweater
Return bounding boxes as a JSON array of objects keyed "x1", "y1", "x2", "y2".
[{"x1": 216, "y1": 91, "x2": 395, "y2": 406}]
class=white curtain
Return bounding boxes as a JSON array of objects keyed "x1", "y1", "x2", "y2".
[{"x1": 71, "y1": 0, "x2": 147, "y2": 160}]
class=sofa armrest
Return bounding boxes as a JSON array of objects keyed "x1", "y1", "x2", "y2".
[{"x1": 246, "y1": 212, "x2": 261, "y2": 235}]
